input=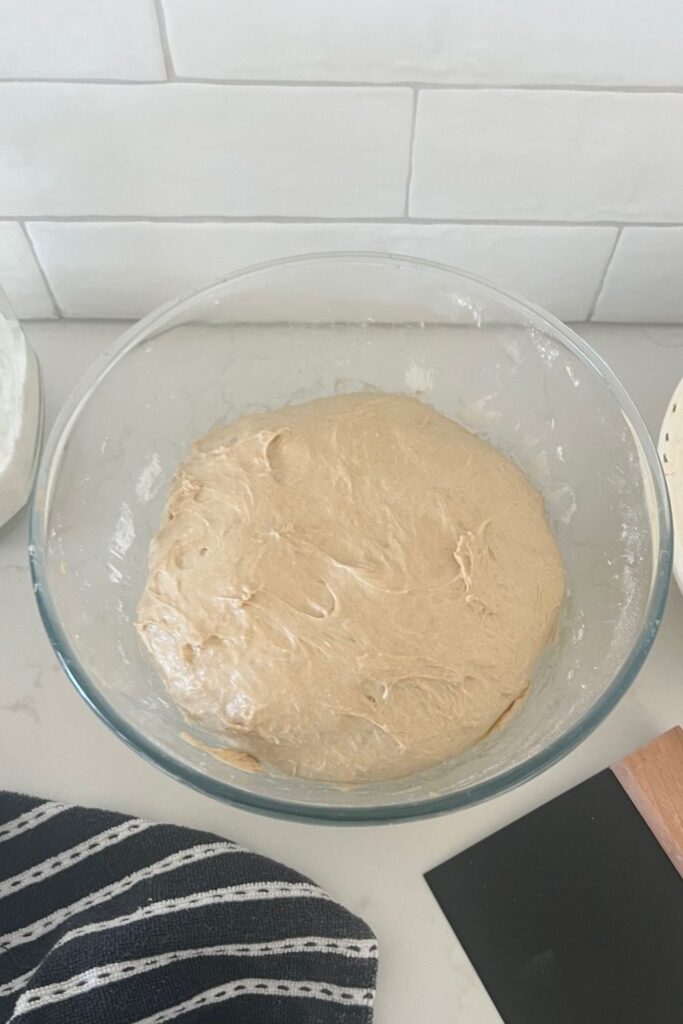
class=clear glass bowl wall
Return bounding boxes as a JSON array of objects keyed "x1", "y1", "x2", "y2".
[{"x1": 30, "y1": 254, "x2": 671, "y2": 822}]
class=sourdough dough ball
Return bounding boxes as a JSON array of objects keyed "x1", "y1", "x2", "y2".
[{"x1": 137, "y1": 393, "x2": 565, "y2": 783}]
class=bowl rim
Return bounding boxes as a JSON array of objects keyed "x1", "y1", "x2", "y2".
[{"x1": 29, "y1": 251, "x2": 673, "y2": 824}]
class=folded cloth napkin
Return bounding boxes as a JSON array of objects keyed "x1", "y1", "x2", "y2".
[{"x1": 0, "y1": 792, "x2": 377, "y2": 1023}]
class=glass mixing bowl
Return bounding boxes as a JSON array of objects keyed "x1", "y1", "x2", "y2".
[{"x1": 30, "y1": 253, "x2": 672, "y2": 823}]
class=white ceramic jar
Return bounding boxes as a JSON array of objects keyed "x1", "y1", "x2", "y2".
[{"x1": 0, "y1": 286, "x2": 42, "y2": 528}]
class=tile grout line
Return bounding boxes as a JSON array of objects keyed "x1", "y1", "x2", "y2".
[
  {"x1": 4, "y1": 216, "x2": 682, "y2": 229},
  {"x1": 403, "y1": 89, "x2": 419, "y2": 218},
  {"x1": 152, "y1": 0, "x2": 176, "y2": 81},
  {"x1": 588, "y1": 226, "x2": 623, "y2": 320},
  {"x1": 18, "y1": 221, "x2": 63, "y2": 319},
  {"x1": 2, "y1": 78, "x2": 683, "y2": 93}
]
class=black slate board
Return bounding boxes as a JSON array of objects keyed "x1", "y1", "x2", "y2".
[{"x1": 425, "y1": 769, "x2": 683, "y2": 1024}]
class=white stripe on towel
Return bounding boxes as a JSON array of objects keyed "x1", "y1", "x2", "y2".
[
  {"x1": 0, "y1": 841, "x2": 244, "y2": 952},
  {"x1": 130, "y1": 978, "x2": 375, "y2": 1023},
  {"x1": 0, "y1": 971, "x2": 34, "y2": 999},
  {"x1": 11, "y1": 937, "x2": 378, "y2": 1016},
  {"x1": 0, "y1": 803, "x2": 66, "y2": 845},
  {"x1": 0, "y1": 820, "x2": 153, "y2": 899},
  {"x1": 45, "y1": 882, "x2": 332, "y2": 949}
]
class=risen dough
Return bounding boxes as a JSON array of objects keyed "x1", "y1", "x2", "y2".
[{"x1": 137, "y1": 393, "x2": 565, "y2": 783}]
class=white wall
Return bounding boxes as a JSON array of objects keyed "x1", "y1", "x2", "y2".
[{"x1": 1, "y1": 0, "x2": 682, "y2": 322}]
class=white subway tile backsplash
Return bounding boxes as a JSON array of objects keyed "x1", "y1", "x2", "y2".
[
  {"x1": 593, "y1": 228, "x2": 683, "y2": 322},
  {"x1": 411, "y1": 91, "x2": 683, "y2": 223},
  {"x1": 28, "y1": 221, "x2": 616, "y2": 320},
  {"x1": 162, "y1": 0, "x2": 683, "y2": 87},
  {"x1": 0, "y1": 1, "x2": 165, "y2": 81},
  {"x1": 1, "y1": 2, "x2": 681, "y2": 324},
  {"x1": 0, "y1": 84, "x2": 411, "y2": 217},
  {"x1": 0, "y1": 223, "x2": 55, "y2": 318}
]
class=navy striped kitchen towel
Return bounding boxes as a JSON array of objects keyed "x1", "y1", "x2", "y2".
[{"x1": 0, "y1": 792, "x2": 377, "y2": 1023}]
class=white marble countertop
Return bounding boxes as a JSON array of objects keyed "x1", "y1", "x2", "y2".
[{"x1": 2, "y1": 321, "x2": 682, "y2": 1023}]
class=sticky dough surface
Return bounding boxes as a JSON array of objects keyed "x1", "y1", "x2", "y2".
[{"x1": 137, "y1": 393, "x2": 565, "y2": 783}]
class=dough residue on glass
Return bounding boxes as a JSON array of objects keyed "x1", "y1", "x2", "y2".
[{"x1": 137, "y1": 393, "x2": 565, "y2": 783}]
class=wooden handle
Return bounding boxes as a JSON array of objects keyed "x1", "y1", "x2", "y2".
[{"x1": 612, "y1": 726, "x2": 683, "y2": 878}]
